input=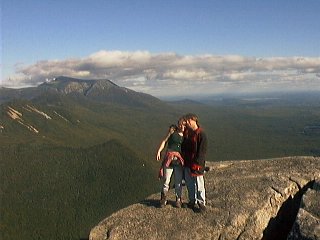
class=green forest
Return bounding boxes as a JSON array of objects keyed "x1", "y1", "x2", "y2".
[
  {"x1": 0, "y1": 141, "x2": 158, "y2": 239},
  {"x1": 1, "y1": 91, "x2": 320, "y2": 239}
]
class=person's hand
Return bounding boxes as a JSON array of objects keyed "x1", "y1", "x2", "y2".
[
  {"x1": 190, "y1": 163, "x2": 204, "y2": 176},
  {"x1": 156, "y1": 153, "x2": 161, "y2": 161},
  {"x1": 169, "y1": 127, "x2": 175, "y2": 134},
  {"x1": 191, "y1": 163, "x2": 201, "y2": 171}
]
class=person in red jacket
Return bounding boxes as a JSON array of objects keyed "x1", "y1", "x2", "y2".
[{"x1": 182, "y1": 113, "x2": 207, "y2": 212}]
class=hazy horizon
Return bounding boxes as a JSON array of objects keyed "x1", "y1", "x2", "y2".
[
  {"x1": 2, "y1": 0, "x2": 320, "y2": 97},
  {"x1": 2, "y1": 76, "x2": 320, "y2": 102}
]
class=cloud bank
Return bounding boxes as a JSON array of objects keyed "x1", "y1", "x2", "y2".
[{"x1": 4, "y1": 50, "x2": 320, "y2": 97}]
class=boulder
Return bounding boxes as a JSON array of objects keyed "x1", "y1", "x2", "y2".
[
  {"x1": 89, "y1": 156, "x2": 320, "y2": 240},
  {"x1": 288, "y1": 180, "x2": 320, "y2": 240}
]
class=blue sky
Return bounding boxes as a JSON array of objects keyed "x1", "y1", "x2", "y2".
[{"x1": 1, "y1": 0, "x2": 320, "y2": 97}]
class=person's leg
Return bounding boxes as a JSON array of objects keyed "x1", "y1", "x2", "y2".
[
  {"x1": 173, "y1": 165, "x2": 183, "y2": 198},
  {"x1": 160, "y1": 167, "x2": 173, "y2": 207},
  {"x1": 184, "y1": 167, "x2": 196, "y2": 205},
  {"x1": 196, "y1": 175, "x2": 206, "y2": 211},
  {"x1": 162, "y1": 167, "x2": 173, "y2": 193}
]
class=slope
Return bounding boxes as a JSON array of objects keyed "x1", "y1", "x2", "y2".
[{"x1": 0, "y1": 140, "x2": 159, "y2": 239}]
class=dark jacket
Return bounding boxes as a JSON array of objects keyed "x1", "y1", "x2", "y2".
[{"x1": 182, "y1": 127, "x2": 207, "y2": 175}]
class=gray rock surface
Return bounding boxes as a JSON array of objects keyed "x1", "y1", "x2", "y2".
[
  {"x1": 288, "y1": 180, "x2": 320, "y2": 240},
  {"x1": 89, "y1": 156, "x2": 320, "y2": 240}
]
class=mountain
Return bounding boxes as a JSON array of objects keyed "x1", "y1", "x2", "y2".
[
  {"x1": 0, "y1": 77, "x2": 180, "y2": 240},
  {"x1": 0, "y1": 76, "x2": 178, "y2": 147},
  {"x1": 1, "y1": 77, "x2": 320, "y2": 240},
  {"x1": 39, "y1": 76, "x2": 163, "y2": 107},
  {"x1": 0, "y1": 86, "x2": 40, "y2": 104},
  {"x1": 1, "y1": 76, "x2": 163, "y2": 108},
  {"x1": 167, "y1": 98, "x2": 204, "y2": 105}
]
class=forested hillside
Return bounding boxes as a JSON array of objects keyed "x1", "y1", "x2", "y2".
[
  {"x1": 0, "y1": 141, "x2": 158, "y2": 239},
  {"x1": 1, "y1": 78, "x2": 319, "y2": 239},
  {"x1": 0, "y1": 78, "x2": 181, "y2": 239},
  {"x1": 172, "y1": 95, "x2": 320, "y2": 160}
]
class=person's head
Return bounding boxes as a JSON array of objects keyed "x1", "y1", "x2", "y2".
[
  {"x1": 177, "y1": 117, "x2": 186, "y2": 132},
  {"x1": 184, "y1": 113, "x2": 199, "y2": 130}
]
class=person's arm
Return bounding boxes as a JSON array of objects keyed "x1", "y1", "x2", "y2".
[
  {"x1": 194, "y1": 131, "x2": 208, "y2": 167},
  {"x1": 190, "y1": 131, "x2": 208, "y2": 175},
  {"x1": 156, "y1": 127, "x2": 174, "y2": 161}
]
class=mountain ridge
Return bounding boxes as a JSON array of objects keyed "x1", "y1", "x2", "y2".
[
  {"x1": 1, "y1": 79, "x2": 320, "y2": 240},
  {"x1": 39, "y1": 76, "x2": 118, "y2": 95},
  {"x1": 0, "y1": 76, "x2": 174, "y2": 145},
  {"x1": 0, "y1": 76, "x2": 163, "y2": 108}
]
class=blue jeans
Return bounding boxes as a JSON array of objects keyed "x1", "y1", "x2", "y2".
[
  {"x1": 184, "y1": 167, "x2": 206, "y2": 205},
  {"x1": 161, "y1": 164, "x2": 183, "y2": 199}
]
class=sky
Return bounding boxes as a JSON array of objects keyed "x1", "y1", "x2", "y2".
[{"x1": 1, "y1": 0, "x2": 320, "y2": 97}]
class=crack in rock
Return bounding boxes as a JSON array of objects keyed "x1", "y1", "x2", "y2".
[{"x1": 262, "y1": 180, "x2": 315, "y2": 240}]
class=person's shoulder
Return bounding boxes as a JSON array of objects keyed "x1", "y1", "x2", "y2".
[
  {"x1": 198, "y1": 128, "x2": 207, "y2": 137},
  {"x1": 196, "y1": 127, "x2": 205, "y2": 133}
]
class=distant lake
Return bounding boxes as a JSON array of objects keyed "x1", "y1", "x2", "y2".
[
  {"x1": 241, "y1": 98, "x2": 280, "y2": 101},
  {"x1": 303, "y1": 125, "x2": 320, "y2": 135}
]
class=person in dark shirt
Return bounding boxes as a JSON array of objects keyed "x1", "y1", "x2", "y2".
[
  {"x1": 156, "y1": 118, "x2": 186, "y2": 208},
  {"x1": 182, "y1": 113, "x2": 208, "y2": 212}
]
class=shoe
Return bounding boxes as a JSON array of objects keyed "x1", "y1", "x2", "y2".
[
  {"x1": 198, "y1": 203, "x2": 207, "y2": 213},
  {"x1": 175, "y1": 198, "x2": 182, "y2": 208},
  {"x1": 182, "y1": 201, "x2": 196, "y2": 209},
  {"x1": 159, "y1": 192, "x2": 167, "y2": 208},
  {"x1": 188, "y1": 201, "x2": 196, "y2": 209}
]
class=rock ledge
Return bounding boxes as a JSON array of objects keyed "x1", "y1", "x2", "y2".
[{"x1": 90, "y1": 156, "x2": 320, "y2": 240}]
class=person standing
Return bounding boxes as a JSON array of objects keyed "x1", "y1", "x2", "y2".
[
  {"x1": 182, "y1": 113, "x2": 208, "y2": 212},
  {"x1": 156, "y1": 118, "x2": 186, "y2": 208}
]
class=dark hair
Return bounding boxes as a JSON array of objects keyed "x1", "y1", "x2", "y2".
[
  {"x1": 184, "y1": 113, "x2": 200, "y2": 126},
  {"x1": 177, "y1": 116, "x2": 186, "y2": 126},
  {"x1": 184, "y1": 113, "x2": 198, "y2": 121}
]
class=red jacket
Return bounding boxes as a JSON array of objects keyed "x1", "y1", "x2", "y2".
[
  {"x1": 158, "y1": 151, "x2": 184, "y2": 179},
  {"x1": 182, "y1": 127, "x2": 207, "y2": 176}
]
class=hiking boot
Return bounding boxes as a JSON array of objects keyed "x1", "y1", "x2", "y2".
[
  {"x1": 198, "y1": 203, "x2": 207, "y2": 213},
  {"x1": 182, "y1": 201, "x2": 195, "y2": 209},
  {"x1": 174, "y1": 198, "x2": 182, "y2": 208},
  {"x1": 159, "y1": 192, "x2": 167, "y2": 208}
]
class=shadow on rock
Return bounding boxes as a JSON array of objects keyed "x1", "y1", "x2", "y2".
[{"x1": 262, "y1": 180, "x2": 314, "y2": 240}]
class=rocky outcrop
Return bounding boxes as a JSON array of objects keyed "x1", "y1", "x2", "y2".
[
  {"x1": 288, "y1": 180, "x2": 320, "y2": 240},
  {"x1": 89, "y1": 156, "x2": 320, "y2": 240},
  {"x1": 6, "y1": 106, "x2": 40, "y2": 133}
]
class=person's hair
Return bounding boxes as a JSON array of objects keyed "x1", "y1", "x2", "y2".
[
  {"x1": 177, "y1": 116, "x2": 186, "y2": 126},
  {"x1": 184, "y1": 113, "x2": 200, "y2": 126}
]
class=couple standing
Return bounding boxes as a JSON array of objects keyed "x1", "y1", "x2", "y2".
[{"x1": 156, "y1": 113, "x2": 207, "y2": 212}]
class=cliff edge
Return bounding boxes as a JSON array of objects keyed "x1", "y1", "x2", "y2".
[{"x1": 89, "y1": 156, "x2": 320, "y2": 240}]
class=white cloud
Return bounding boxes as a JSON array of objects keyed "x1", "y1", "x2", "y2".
[
  {"x1": 163, "y1": 69, "x2": 208, "y2": 80},
  {"x1": 3, "y1": 50, "x2": 320, "y2": 96}
]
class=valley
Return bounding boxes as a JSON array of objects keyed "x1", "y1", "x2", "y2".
[{"x1": 1, "y1": 77, "x2": 319, "y2": 239}]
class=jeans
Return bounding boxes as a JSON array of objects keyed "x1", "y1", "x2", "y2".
[
  {"x1": 184, "y1": 167, "x2": 206, "y2": 205},
  {"x1": 161, "y1": 164, "x2": 183, "y2": 199}
]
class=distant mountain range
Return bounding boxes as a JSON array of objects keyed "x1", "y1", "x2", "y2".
[
  {"x1": 0, "y1": 76, "x2": 177, "y2": 149},
  {"x1": 1, "y1": 76, "x2": 320, "y2": 240},
  {"x1": 0, "y1": 76, "x2": 177, "y2": 239},
  {"x1": 0, "y1": 76, "x2": 162, "y2": 107}
]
